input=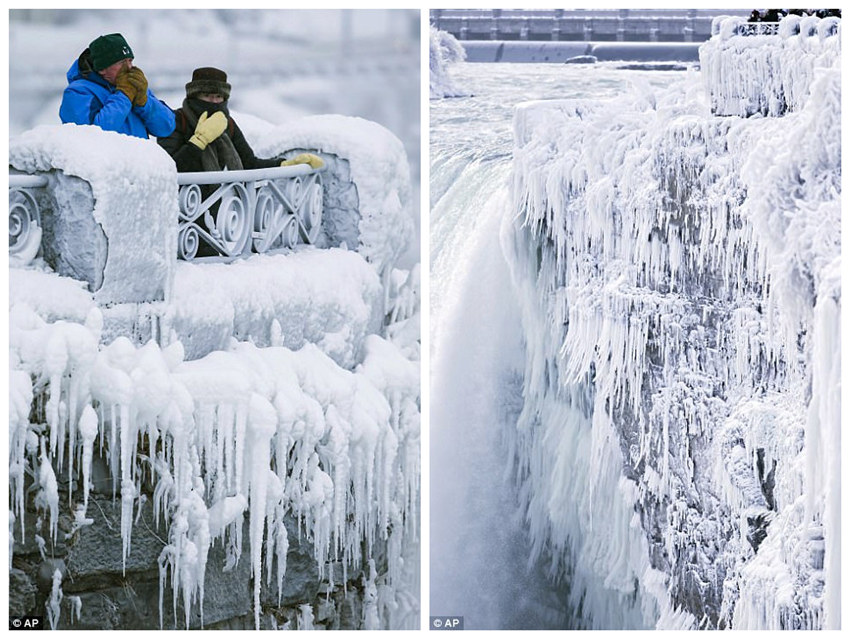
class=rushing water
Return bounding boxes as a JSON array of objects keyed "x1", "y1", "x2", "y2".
[{"x1": 429, "y1": 61, "x2": 690, "y2": 630}]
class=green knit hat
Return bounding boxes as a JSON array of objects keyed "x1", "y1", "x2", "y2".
[{"x1": 89, "y1": 33, "x2": 134, "y2": 71}]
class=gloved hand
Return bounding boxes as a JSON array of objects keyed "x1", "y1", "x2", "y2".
[
  {"x1": 125, "y1": 67, "x2": 148, "y2": 107},
  {"x1": 189, "y1": 111, "x2": 228, "y2": 151},
  {"x1": 114, "y1": 70, "x2": 136, "y2": 104},
  {"x1": 281, "y1": 153, "x2": 324, "y2": 169}
]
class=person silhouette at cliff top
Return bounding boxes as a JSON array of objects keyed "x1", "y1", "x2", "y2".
[
  {"x1": 60, "y1": 33, "x2": 175, "y2": 139},
  {"x1": 157, "y1": 66, "x2": 323, "y2": 173}
]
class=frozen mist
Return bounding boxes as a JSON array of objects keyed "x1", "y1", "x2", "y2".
[{"x1": 431, "y1": 14, "x2": 840, "y2": 631}]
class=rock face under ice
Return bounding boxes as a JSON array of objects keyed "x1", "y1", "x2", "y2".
[{"x1": 505, "y1": 38, "x2": 840, "y2": 630}]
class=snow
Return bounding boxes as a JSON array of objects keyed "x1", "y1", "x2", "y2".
[
  {"x1": 9, "y1": 266, "x2": 95, "y2": 324},
  {"x1": 502, "y1": 22, "x2": 840, "y2": 630},
  {"x1": 429, "y1": 27, "x2": 468, "y2": 99}
]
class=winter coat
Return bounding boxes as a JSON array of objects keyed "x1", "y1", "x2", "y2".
[
  {"x1": 59, "y1": 50, "x2": 175, "y2": 139},
  {"x1": 157, "y1": 98, "x2": 280, "y2": 173}
]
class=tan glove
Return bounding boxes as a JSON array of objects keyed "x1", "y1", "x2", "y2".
[
  {"x1": 125, "y1": 67, "x2": 148, "y2": 107},
  {"x1": 114, "y1": 70, "x2": 136, "y2": 104},
  {"x1": 189, "y1": 111, "x2": 228, "y2": 151},
  {"x1": 281, "y1": 153, "x2": 324, "y2": 169}
]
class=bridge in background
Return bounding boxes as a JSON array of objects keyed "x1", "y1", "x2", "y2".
[{"x1": 431, "y1": 9, "x2": 750, "y2": 43}]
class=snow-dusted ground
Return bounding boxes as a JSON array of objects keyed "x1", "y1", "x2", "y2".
[
  {"x1": 432, "y1": 14, "x2": 840, "y2": 631},
  {"x1": 8, "y1": 9, "x2": 420, "y2": 631}
]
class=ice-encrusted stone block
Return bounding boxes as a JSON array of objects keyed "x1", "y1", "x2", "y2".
[
  {"x1": 9, "y1": 124, "x2": 178, "y2": 306},
  {"x1": 36, "y1": 172, "x2": 107, "y2": 291},
  {"x1": 280, "y1": 150, "x2": 361, "y2": 252}
]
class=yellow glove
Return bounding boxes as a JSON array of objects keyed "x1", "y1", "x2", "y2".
[
  {"x1": 281, "y1": 153, "x2": 324, "y2": 169},
  {"x1": 126, "y1": 67, "x2": 148, "y2": 107},
  {"x1": 189, "y1": 111, "x2": 228, "y2": 151},
  {"x1": 114, "y1": 70, "x2": 136, "y2": 104}
]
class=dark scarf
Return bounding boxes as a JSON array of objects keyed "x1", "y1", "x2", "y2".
[{"x1": 181, "y1": 98, "x2": 243, "y2": 172}]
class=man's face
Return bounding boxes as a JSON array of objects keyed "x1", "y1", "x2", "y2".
[{"x1": 99, "y1": 58, "x2": 133, "y2": 85}]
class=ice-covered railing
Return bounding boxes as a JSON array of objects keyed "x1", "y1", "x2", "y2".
[
  {"x1": 9, "y1": 117, "x2": 411, "y2": 325},
  {"x1": 9, "y1": 173, "x2": 47, "y2": 267},
  {"x1": 701, "y1": 15, "x2": 841, "y2": 116},
  {"x1": 7, "y1": 157, "x2": 327, "y2": 266},
  {"x1": 739, "y1": 22, "x2": 780, "y2": 36},
  {"x1": 175, "y1": 164, "x2": 324, "y2": 260}
]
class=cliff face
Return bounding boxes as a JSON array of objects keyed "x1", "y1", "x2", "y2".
[{"x1": 503, "y1": 22, "x2": 840, "y2": 630}]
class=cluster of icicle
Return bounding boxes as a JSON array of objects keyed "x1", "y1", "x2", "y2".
[
  {"x1": 9, "y1": 304, "x2": 419, "y2": 630},
  {"x1": 504, "y1": 30, "x2": 839, "y2": 631},
  {"x1": 700, "y1": 14, "x2": 841, "y2": 117},
  {"x1": 429, "y1": 26, "x2": 469, "y2": 100}
]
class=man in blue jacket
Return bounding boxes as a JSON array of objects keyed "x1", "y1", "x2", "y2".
[{"x1": 60, "y1": 33, "x2": 174, "y2": 139}]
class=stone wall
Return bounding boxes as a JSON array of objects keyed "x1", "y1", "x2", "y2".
[{"x1": 10, "y1": 452, "x2": 384, "y2": 630}]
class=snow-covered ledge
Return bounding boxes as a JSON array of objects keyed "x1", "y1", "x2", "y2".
[{"x1": 700, "y1": 15, "x2": 840, "y2": 117}]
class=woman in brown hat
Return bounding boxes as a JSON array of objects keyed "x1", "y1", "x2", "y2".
[{"x1": 157, "y1": 66, "x2": 322, "y2": 173}]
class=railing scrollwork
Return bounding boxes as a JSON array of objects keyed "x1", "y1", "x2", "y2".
[
  {"x1": 176, "y1": 164, "x2": 324, "y2": 261},
  {"x1": 9, "y1": 174, "x2": 47, "y2": 266},
  {"x1": 8, "y1": 163, "x2": 326, "y2": 266},
  {"x1": 740, "y1": 22, "x2": 780, "y2": 36}
]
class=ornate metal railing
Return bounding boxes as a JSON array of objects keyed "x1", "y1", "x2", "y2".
[
  {"x1": 9, "y1": 173, "x2": 47, "y2": 266},
  {"x1": 175, "y1": 164, "x2": 324, "y2": 261},
  {"x1": 740, "y1": 22, "x2": 780, "y2": 36}
]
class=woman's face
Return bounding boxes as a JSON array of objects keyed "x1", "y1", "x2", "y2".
[{"x1": 197, "y1": 92, "x2": 224, "y2": 104}]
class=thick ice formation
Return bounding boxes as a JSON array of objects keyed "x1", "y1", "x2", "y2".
[
  {"x1": 504, "y1": 22, "x2": 840, "y2": 631},
  {"x1": 430, "y1": 27, "x2": 469, "y2": 100},
  {"x1": 10, "y1": 298, "x2": 419, "y2": 629}
]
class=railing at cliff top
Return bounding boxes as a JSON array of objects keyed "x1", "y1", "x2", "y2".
[
  {"x1": 9, "y1": 173, "x2": 47, "y2": 266},
  {"x1": 176, "y1": 164, "x2": 325, "y2": 261},
  {"x1": 740, "y1": 22, "x2": 780, "y2": 36}
]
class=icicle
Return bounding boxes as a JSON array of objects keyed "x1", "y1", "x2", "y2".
[
  {"x1": 46, "y1": 568, "x2": 63, "y2": 629},
  {"x1": 36, "y1": 438, "x2": 59, "y2": 543},
  {"x1": 362, "y1": 560, "x2": 380, "y2": 630},
  {"x1": 68, "y1": 596, "x2": 82, "y2": 625},
  {"x1": 246, "y1": 393, "x2": 277, "y2": 630},
  {"x1": 298, "y1": 604, "x2": 315, "y2": 630}
]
